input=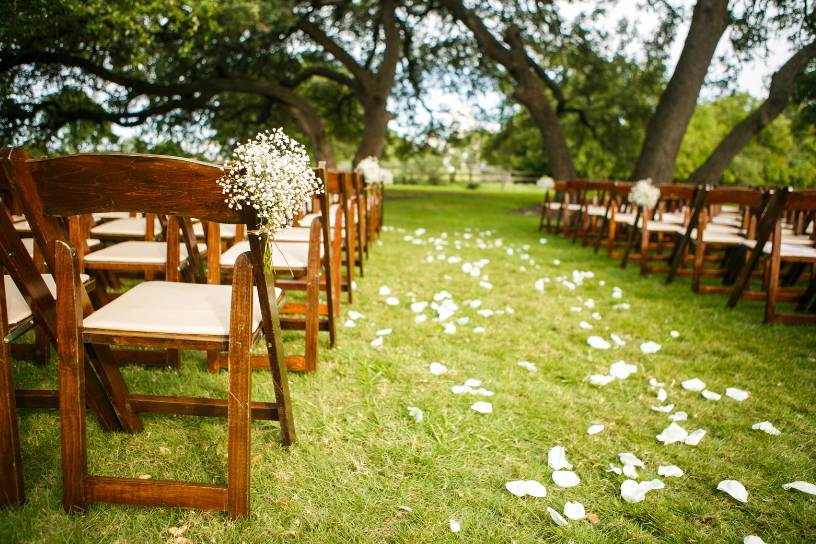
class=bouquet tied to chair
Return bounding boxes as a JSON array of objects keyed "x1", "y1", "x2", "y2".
[
  {"x1": 630, "y1": 178, "x2": 660, "y2": 210},
  {"x1": 218, "y1": 129, "x2": 323, "y2": 268}
]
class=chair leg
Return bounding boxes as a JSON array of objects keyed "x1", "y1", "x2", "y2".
[
  {"x1": 0, "y1": 290, "x2": 24, "y2": 507},
  {"x1": 765, "y1": 229, "x2": 782, "y2": 324},
  {"x1": 33, "y1": 325, "x2": 50, "y2": 365},
  {"x1": 304, "y1": 238, "x2": 320, "y2": 373},
  {"x1": 227, "y1": 256, "x2": 253, "y2": 520},
  {"x1": 55, "y1": 241, "x2": 88, "y2": 513},
  {"x1": 692, "y1": 242, "x2": 705, "y2": 292},
  {"x1": 640, "y1": 229, "x2": 650, "y2": 275}
]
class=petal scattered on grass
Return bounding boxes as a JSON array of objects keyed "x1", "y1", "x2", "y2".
[
  {"x1": 410, "y1": 301, "x2": 428, "y2": 313},
  {"x1": 622, "y1": 464, "x2": 638, "y2": 479},
  {"x1": 517, "y1": 361, "x2": 537, "y2": 372},
  {"x1": 640, "y1": 341, "x2": 662, "y2": 354},
  {"x1": 385, "y1": 296, "x2": 400, "y2": 306},
  {"x1": 370, "y1": 336, "x2": 384, "y2": 348},
  {"x1": 619, "y1": 452, "x2": 645, "y2": 468},
  {"x1": 548, "y1": 446, "x2": 573, "y2": 470},
  {"x1": 473, "y1": 326, "x2": 486, "y2": 334},
  {"x1": 547, "y1": 506, "x2": 569, "y2": 527},
  {"x1": 610, "y1": 333, "x2": 626, "y2": 347},
  {"x1": 702, "y1": 390, "x2": 721, "y2": 401},
  {"x1": 505, "y1": 480, "x2": 547, "y2": 498},
  {"x1": 685, "y1": 429, "x2": 706, "y2": 446},
  {"x1": 415, "y1": 315, "x2": 428, "y2": 323},
  {"x1": 589, "y1": 374, "x2": 615, "y2": 386},
  {"x1": 658, "y1": 465, "x2": 684, "y2": 477},
  {"x1": 744, "y1": 536, "x2": 765, "y2": 544},
  {"x1": 579, "y1": 320, "x2": 593, "y2": 330},
  {"x1": 621, "y1": 479, "x2": 664, "y2": 503},
  {"x1": 348, "y1": 310, "x2": 365, "y2": 320},
  {"x1": 344, "y1": 319, "x2": 356, "y2": 328},
  {"x1": 407, "y1": 406, "x2": 424, "y2": 422},
  {"x1": 376, "y1": 328, "x2": 392, "y2": 337},
  {"x1": 657, "y1": 422, "x2": 688, "y2": 445},
  {"x1": 668, "y1": 411, "x2": 688, "y2": 422},
  {"x1": 379, "y1": 286, "x2": 391, "y2": 296},
  {"x1": 657, "y1": 388, "x2": 667, "y2": 403},
  {"x1": 563, "y1": 501, "x2": 586, "y2": 520},
  {"x1": 651, "y1": 404, "x2": 675, "y2": 413},
  {"x1": 752, "y1": 421, "x2": 781, "y2": 435},
  {"x1": 449, "y1": 519, "x2": 461, "y2": 533},
  {"x1": 670, "y1": 330, "x2": 680, "y2": 338},
  {"x1": 609, "y1": 360, "x2": 637, "y2": 379},
  {"x1": 587, "y1": 424, "x2": 605, "y2": 435},
  {"x1": 470, "y1": 401, "x2": 493, "y2": 414},
  {"x1": 717, "y1": 480, "x2": 748, "y2": 503},
  {"x1": 588, "y1": 336, "x2": 612, "y2": 350},
  {"x1": 552, "y1": 470, "x2": 581, "y2": 488},
  {"x1": 782, "y1": 481, "x2": 816, "y2": 495},
  {"x1": 606, "y1": 464, "x2": 623, "y2": 475},
  {"x1": 649, "y1": 378, "x2": 665, "y2": 388},
  {"x1": 726, "y1": 387, "x2": 749, "y2": 401},
  {"x1": 429, "y1": 362, "x2": 448, "y2": 375},
  {"x1": 681, "y1": 378, "x2": 706, "y2": 392}
]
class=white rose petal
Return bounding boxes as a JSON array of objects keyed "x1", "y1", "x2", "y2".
[
  {"x1": 473, "y1": 326, "x2": 486, "y2": 334},
  {"x1": 726, "y1": 387, "x2": 749, "y2": 401},
  {"x1": 370, "y1": 336, "x2": 384, "y2": 348},
  {"x1": 563, "y1": 501, "x2": 586, "y2": 520},
  {"x1": 344, "y1": 319, "x2": 356, "y2": 328},
  {"x1": 657, "y1": 423, "x2": 689, "y2": 445},
  {"x1": 685, "y1": 429, "x2": 706, "y2": 446},
  {"x1": 552, "y1": 470, "x2": 580, "y2": 488},
  {"x1": 619, "y1": 452, "x2": 644, "y2": 468},
  {"x1": 651, "y1": 404, "x2": 675, "y2": 413},
  {"x1": 429, "y1": 362, "x2": 448, "y2": 375},
  {"x1": 640, "y1": 341, "x2": 662, "y2": 354},
  {"x1": 385, "y1": 297, "x2": 400, "y2": 306},
  {"x1": 415, "y1": 315, "x2": 428, "y2": 323},
  {"x1": 379, "y1": 286, "x2": 391, "y2": 296},
  {"x1": 744, "y1": 536, "x2": 765, "y2": 544},
  {"x1": 410, "y1": 301, "x2": 428, "y2": 313},
  {"x1": 717, "y1": 480, "x2": 748, "y2": 503},
  {"x1": 505, "y1": 480, "x2": 546, "y2": 498},
  {"x1": 750, "y1": 421, "x2": 781, "y2": 435},
  {"x1": 606, "y1": 464, "x2": 623, "y2": 475},
  {"x1": 668, "y1": 411, "x2": 688, "y2": 422},
  {"x1": 609, "y1": 360, "x2": 637, "y2": 379},
  {"x1": 658, "y1": 465, "x2": 684, "y2": 477},
  {"x1": 622, "y1": 464, "x2": 638, "y2": 479},
  {"x1": 547, "y1": 506, "x2": 569, "y2": 527},
  {"x1": 649, "y1": 378, "x2": 664, "y2": 388},
  {"x1": 407, "y1": 406, "x2": 424, "y2": 422},
  {"x1": 376, "y1": 328, "x2": 392, "y2": 337},
  {"x1": 589, "y1": 374, "x2": 615, "y2": 386},
  {"x1": 449, "y1": 519, "x2": 461, "y2": 533},
  {"x1": 702, "y1": 390, "x2": 721, "y2": 401},
  {"x1": 656, "y1": 388, "x2": 668, "y2": 403},
  {"x1": 470, "y1": 401, "x2": 493, "y2": 414},
  {"x1": 587, "y1": 336, "x2": 611, "y2": 350},
  {"x1": 579, "y1": 320, "x2": 593, "y2": 330},
  {"x1": 681, "y1": 378, "x2": 706, "y2": 392},
  {"x1": 620, "y1": 480, "x2": 646, "y2": 503},
  {"x1": 610, "y1": 333, "x2": 626, "y2": 346},
  {"x1": 517, "y1": 361, "x2": 537, "y2": 372},
  {"x1": 670, "y1": 330, "x2": 680, "y2": 338},
  {"x1": 348, "y1": 310, "x2": 364, "y2": 320},
  {"x1": 548, "y1": 446, "x2": 573, "y2": 470},
  {"x1": 587, "y1": 424, "x2": 605, "y2": 435},
  {"x1": 782, "y1": 481, "x2": 816, "y2": 495}
]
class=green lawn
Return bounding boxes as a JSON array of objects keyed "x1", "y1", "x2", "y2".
[{"x1": 2, "y1": 185, "x2": 815, "y2": 543}]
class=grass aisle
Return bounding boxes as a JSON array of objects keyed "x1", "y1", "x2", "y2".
[{"x1": 2, "y1": 185, "x2": 815, "y2": 543}]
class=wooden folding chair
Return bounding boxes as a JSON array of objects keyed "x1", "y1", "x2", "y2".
[
  {"x1": 4, "y1": 148, "x2": 294, "y2": 518},
  {"x1": 212, "y1": 165, "x2": 337, "y2": 373},
  {"x1": 666, "y1": 186, "x2": 766, "y2": 291},
  {"x1": 619, "y1": 184, "x2": 696, "y2": 275},
  {"x1": 727, "y1": 188, "x2": 816, "y2": 323}
]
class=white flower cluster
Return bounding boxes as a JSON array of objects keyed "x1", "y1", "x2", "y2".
[
  {"x1": 630, "y1": 178, "x2": 660, "y2": 209},
  {"x1": 537, "y1": 176, "x2": 555, "y2": 191},
  {"x1": 218, "y1": 129, "x2": 323, "y2": 233},
  {"x1": 355, "y1": 156, "x2": 394, "y2": 184}
]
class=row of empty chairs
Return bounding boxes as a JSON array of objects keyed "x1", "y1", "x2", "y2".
[
  {"x1": 540, "y1": 179, "x2": 816, "y2": 324},
  {"x1": 0, "y1": 149, "x2": 383, "y2": 517}
]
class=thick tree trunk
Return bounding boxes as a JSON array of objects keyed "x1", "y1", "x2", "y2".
[
  {"x1": 286, "y1": 104, "x2": 336, "y2": 167},
  {"x1": 689, "y1": 43, "x2": 816, "y2": 185},
  {"x1": 353, "y1": 97, "x2": 391, "y2": 166},
  {"x1": 632, "y1": 0, "x2": 731, "y2": 183},
  {"x1": 515, "y1": 73, "x2": 577, "y2": 179}
]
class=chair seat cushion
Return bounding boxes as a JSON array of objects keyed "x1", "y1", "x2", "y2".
[
  {"x1": 22, "y1": 238, "x2": 101, "y2": 257},
  {"x1": 645, "y1": 221, "x2": 684, "y2": 233},
  {"x1": 659, "y1": 212, "x2": 686, "y2": 224},
  {"x1": 299, "y1": 204, "x2": 344, "y2": 227},
  {"x1": 220, "y1": 240, "x2": 318, "y2": 270},
  {"x1": 14, "y1": 220, "x2": 31, "y2": 234},
  {"x1": 82, "y1": 281, "x2": 283, "y2": 337},
  {"x1": 273, "y1": 227, "x2": 315, "y2": 243},
  {"x1": 586, "y1": 205, "x2": 607, "y2": 216},
  {"x1": 90, "y1": 217, "x2": 163, "y2": 238},
  {"x1": 192, "y1": 222, "x2": 237, "y2": 239},
  {"x1": 5, "y1": 274, "x2": 90, "y2": 326},
  {"x1": 690, "y1": 229, "x2": 747, "y2": 244},
  {"x1": 84, "y1": 241, "x2": 207, "y2": 265},
  {"x1": 612, "y1": 213, "x2": 639, "y2": 225},
  {"x1": 742, "y1": 240, "x2": 816, "y2": 258}
]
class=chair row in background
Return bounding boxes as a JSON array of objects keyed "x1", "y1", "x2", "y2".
[
  {"x1": 539, "y1": 179, "x2": 816, "y2": 325},
  {"x1": 0, "y1": 148, "x2": 383, "y2": 518}
]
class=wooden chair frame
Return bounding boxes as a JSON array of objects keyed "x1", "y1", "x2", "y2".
[{"x1": 4, "y1": 148, "x2": 294, "y2": 518}]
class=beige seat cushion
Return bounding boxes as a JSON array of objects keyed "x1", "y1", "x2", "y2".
[
  {"x1": 91, "y1": 217, "x2": 162, "y2": 238},
  {"x1": 690, "y1": 229, "x2": 747, "y2": 244},
  {"x1": 192, "y1": 222, "x2": 237, "y2": 239},
  {"x1": 299, "y1": 204, "x2": 344, "y2": 227},
  {"x1": 711, "y1": 215, "x2": 742, "y2": 227},
  {"x1": 645, "y1": 221, "x2": 684, "y2": 234},
  {"x1": 659, "y1": 212, "x2": 686, "y2": 224},
  {"x1": 5, "y1": 274, "x2": 90, "y2": 327},
  {"x1": 741, "y1": 240, "x2": 816, "y2": 259},
  {"x1": 83, "y1": 281, "x2": 282, "y2": 337},
  {"x1": 586, "y1": 205, "x2": 607, "y2": 216},
  {"x1": 84, "y1": 241, "x2": 207, "y2": 265},
  {"x1": 14, "y1": 220, "x2": 31, "y2": 234},
  {"x1": 273, "y1": 227, "x2": 316, "y2": 243},
  {"x1": 220, "y1": 240, "x2": 319, "y2": 270},
  {"x1": 22, "y1": 238, "x2": 101, "y2": 258},
  {"x1": 612, "y1": 213, "x2": 639, "y2": 226}
]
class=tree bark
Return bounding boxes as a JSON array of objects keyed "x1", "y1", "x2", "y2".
[
  {"x1": 632, "y1": 0, "x2": 731, "y2": 183},
  {"x1": 353, "y1": 96, "x2": 392, "y2": 164},
  {"x1": 439, "y1": 0, "x2": 577, "y2": 179},
  {"x1": 688, "y1": 42, "x2": 816, "y2": 185}
]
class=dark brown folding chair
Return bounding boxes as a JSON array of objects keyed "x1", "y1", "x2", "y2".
[{"x1": 4, "y1": 148, "x2": 294, "y2": 518}]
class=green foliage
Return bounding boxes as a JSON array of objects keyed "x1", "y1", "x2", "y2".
[{"x1": 676, "y1": 93, "x2": 816, "y2": 187}]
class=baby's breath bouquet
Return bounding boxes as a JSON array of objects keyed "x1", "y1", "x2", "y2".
[
  {"x1": 537, "y1": 175, "x2": 555, "y2": 191},
  {"x1": 630, "y1": 178, "x2": 660, "y2": 209},
  {"x1": 355, "y1": 156, "x2": 382, "y2": 183},
  {"x1": 219, "y1": 129, "x2": 322, "y2": 233}
]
